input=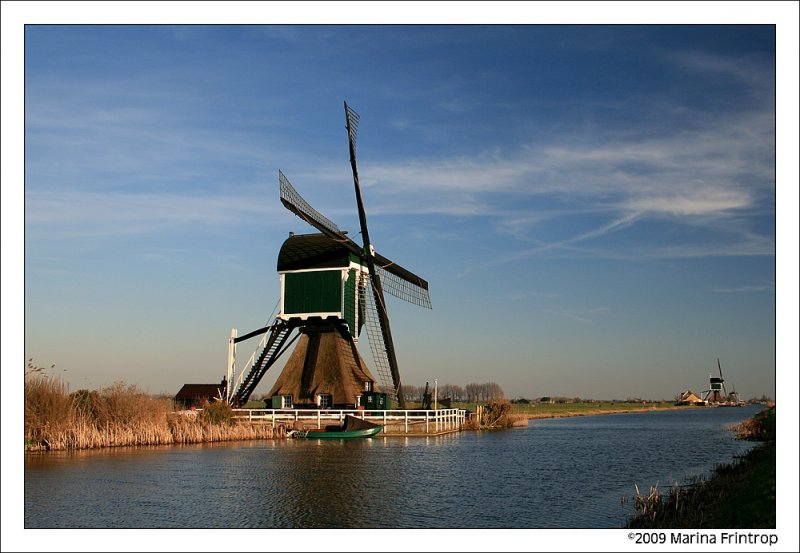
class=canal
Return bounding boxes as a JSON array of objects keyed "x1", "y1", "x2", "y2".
[{"x1": 24, "y1": 405, "x2": 761, "y2": 529}]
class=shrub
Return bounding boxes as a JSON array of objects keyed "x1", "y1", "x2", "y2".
[
  {"x1": 732, "y1": 407, "x2": 775, "y2": 442},
  {"x1": 199, "y1": 399, "x2": 234, "y2": 426},
  {"x1": 70, "y1": 389, "x2": 101, "y2": 419},
  {"x1": 480, "y1": 400, "x2": 523, "y2": 428}
]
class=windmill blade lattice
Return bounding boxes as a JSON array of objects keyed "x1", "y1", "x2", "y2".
[
  {"x1": 375, "y1": 265, "x2": 431, "y2": 309},
  {"x1": 344, "y1": 101, "x2": 409, "y2": 407},
  {"x1": 345, "y1": 103, "x2": 360, "y2": 154},
  {"x1": 362, "y1": 278, "x2": 400, "y2": 404},
  {"x1": 279, "y1": 170, "x2": 344, "y2": 239},
  {"x1": 718, "y1": 358, "x2": 728, "y2": 398}
]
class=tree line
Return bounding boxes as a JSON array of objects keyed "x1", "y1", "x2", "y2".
[{"x1": 402, "y1": 382, "x2": 505, "y2": 403}]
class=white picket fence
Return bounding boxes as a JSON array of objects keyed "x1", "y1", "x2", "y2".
[{"x1": 231, "y1": 408, "x2": 466, "y2": 435}]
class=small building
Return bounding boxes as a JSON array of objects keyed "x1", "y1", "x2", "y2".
[
  {"x1": 175, "y1": 378, "x2": 227, "y2": 409},
  {"x1": 676, "y1": 389, "x2": 704, "y2": 405}
]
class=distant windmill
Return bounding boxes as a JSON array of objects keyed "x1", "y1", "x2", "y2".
[
  {"x1": 702, "y1": 358, "x2": 728, "y2": 404},
  {"x1": 727, "y1": 381, "x2": 741, "y2": 405},
  {"x1": 225, "y1": 102, "x2": 431, "y2": 409}
]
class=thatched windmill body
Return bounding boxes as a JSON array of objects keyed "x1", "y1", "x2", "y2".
[{"x1": 225, "y1": 102, "x2": 431, "y2": 409}]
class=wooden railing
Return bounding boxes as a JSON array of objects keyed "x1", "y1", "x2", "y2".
[{"x1": 230, "y1": 408, "x2": 466, "y2": 434}]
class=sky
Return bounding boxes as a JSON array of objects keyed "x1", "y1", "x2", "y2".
[
  {"x1": 3, "y1": 2, "x2": 799, "y2": 550},
  {"x1": 5, "y1": 4, "x2": 799, "y2": 406}
]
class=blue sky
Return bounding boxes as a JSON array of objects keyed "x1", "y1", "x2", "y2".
[{"x1": 7, "y1": 8, "x2": 797, "y2": 405}]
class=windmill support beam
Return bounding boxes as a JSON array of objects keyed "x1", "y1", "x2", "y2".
[
  {"x1": 226, "y1": 328, "x2": 238, "y2": 403},
  {"x1": 230, "y1": 320, "x2": 299, "y2": 406},
  {"x1": 234, "y1": 324, "x2": 273, "y2": 344}
]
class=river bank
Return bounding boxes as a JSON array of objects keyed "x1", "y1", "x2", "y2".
[
  {"x1": 24, "y1": 367, "x2": 759, "y2": 452},
  {"x1": 625, "y1": 406, "x2": 776, "y2": 528},
  {"x1": 24, "y1": 393, "x2": 734, "y2": 452},
  {"x1": 24, "y1": 373, "x2": 286, "y2": 452},
  {"x1": 511, "y1": 401, "x2": 697, "y2": 420}
]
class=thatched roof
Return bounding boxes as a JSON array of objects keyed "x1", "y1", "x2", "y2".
[
  {"x1": 677, "y1": 390, "x2": 703, "y2": 404},
  {"x1": 268, "y1": 323, "x2": 380, "y2": 406}
]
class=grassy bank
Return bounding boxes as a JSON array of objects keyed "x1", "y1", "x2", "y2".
[
  {"x1": 509, "y1": 400, "x2": 689, "y2": 418},
  {"x1": 438, "y1": 400, "x2": 692, "y2": 419},
  {"x1": 438, "y1": 400, "x2": 687, "y2": 430},
  {"x1": 24, "y1": 369, "x2": 284, "y2": 452},
  {"x1": 625, "y1": 406, "x2": 776, "y2": 528}
]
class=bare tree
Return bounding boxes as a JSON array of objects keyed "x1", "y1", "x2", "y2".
[
  {"x1": 486, "y1": 382, "x2": 505, "y2": 401},
  {"x1": 403, "y1": 385, "x2": 421, "y2": 403},
  {"x1": 439, "y1": 383, "x2": 464, "y2": 401}
]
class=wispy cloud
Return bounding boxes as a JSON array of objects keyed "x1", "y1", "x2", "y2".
[
  {"x1": 540, "y1": 307, "x2": 610, "y2": 325},
  {"x1": 713, "y1": 284, "x2": 773, "y2": 293},
  {"x1": 357, "y1": 109, "x2": 774, "y2": 212},
  {"x1": 348, "y1": 106, "x2": 774, "y2": 266},
  {"x1": 471, "y1": 211, "x2": 643, "y2": 273},
  {"x1": 669, "y1": 50, "x2": 775, "y2": 92},
  {"x1": 499, "y1": 291, "x2": 559, "y2": 301},
  {"x1": 24, "y1": 189, "x2": 289, "y2": 238},
  {"x1": 24, "y1": 39, "x2": 775, "y2": 271}
]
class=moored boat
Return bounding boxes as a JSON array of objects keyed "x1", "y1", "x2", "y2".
[{"x1": 291, "y1": 414, "x2": 383, "y2": 439}]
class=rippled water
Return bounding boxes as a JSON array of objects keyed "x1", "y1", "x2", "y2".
[{"x1": 24, "y1": 405, "x2": 761, "y2": 528}]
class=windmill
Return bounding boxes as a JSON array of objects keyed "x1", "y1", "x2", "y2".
[
  {"x1": 702, "y1": 358, "x2": 728, "y2": 404},
  {"x1": 225, "y1": 102, "x2": 431, "y2": 409},
  {"x1": 727, "y1": 381, "x2": 741, "y2": 406}
]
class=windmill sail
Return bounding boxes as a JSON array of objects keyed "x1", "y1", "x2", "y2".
[
  {"x1": 279, "y1": 171, "x2": 349, "y2": 243},
  {"x1": 280, "y1": 170, "x2": 431, "y2": 309},
  {"x1": 374, "y1": 254, "x2": 431, "y2": 309},
  {"x1": 361, "y1": 279, "x2": 401, "y2": 403},
  {"x1": 717, "y1": 358, "x2": 728, "y2": 398},
  {"x1": 344, "y1": 101, "x2": 407, "y2": 408}
]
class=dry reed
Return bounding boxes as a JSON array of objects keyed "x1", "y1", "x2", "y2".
[
  {"x1": 24, "y1": 362, "x2": 283, "y2": 451},
  {"x1": 479, "y1": 400, "x2": 522, "y2": 428}
]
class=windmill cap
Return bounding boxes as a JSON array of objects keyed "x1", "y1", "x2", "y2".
[{"x1": 277, "y1": 233, "x2": 364, "y2": 272}]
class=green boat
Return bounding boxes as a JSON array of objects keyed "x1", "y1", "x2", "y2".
[{"x1": 293, "y1": 415, "x2": 384, "y2": 439}]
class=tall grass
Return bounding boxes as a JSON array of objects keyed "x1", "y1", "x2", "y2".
[
  {"x1": 24, "y1": 362, "x2": 284, "y2": 452},
  {"x1": 25, "y1": 371, "x2": 75, "y2": 445},
  {"x1": 466, "y1": 400, "x2": 525, "y2": 429},
  {"x1": 731, "y1": 406, "x2": 776, "y2": 442}
]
